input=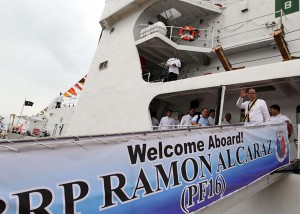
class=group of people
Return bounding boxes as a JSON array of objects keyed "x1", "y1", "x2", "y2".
[
  {"x1": 153, "y1": 88, "x2": 291, "y2": 133},
  {"x1": 153, "y1": 108, "x2": 231, "y2": 130},
  {"x1": 164, "y1": 50, "x2": 291, "y2": 127},
  {"x1": 237, "y1": 87, "x2": 291, "y2": 124},
  {"x1": 237, "y1": 87, "x2": 292, "y2": 136}
]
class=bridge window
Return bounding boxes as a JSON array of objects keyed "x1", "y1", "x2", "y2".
[{"x1": 160, "y1": 8, "x2": 181, "y2": 20}]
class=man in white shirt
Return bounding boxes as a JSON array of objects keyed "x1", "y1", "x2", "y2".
[
  {"x1": 55, "y1": 92, "x2": 64, "y2": 109},
  {"x1": 270, "y1": 104, "x2": 292, "y2": 138},
  {"x1": 236, "y1": 88, "x2": 270, "y2": 125},
  {"x1": 175, "y1": 113, "x2": 183, "y2": 128},
  {"x1": 270, "y1": 104, "x2": 291, "y2": 123},
  {"x1": 166, "y1": 52, "x2": 181, "y2": 81},
  {"x1": 180, "y1": 108, "x2": 195, "y2": 128},
  {"x1": 158, "y1": 110, "x2": 175, "y2": 130},
  {"x1": 208, "y1": 109, "x2": 215, "y2": 126},
  {"x1": 221, "y1": 113, "x2": 232, "y2": 125}
]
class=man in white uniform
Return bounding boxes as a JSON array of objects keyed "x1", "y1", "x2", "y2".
[
  {"x1": 270, "y1": 104, "x2": 292, "y2": 138},
  {"x1": 270, "y1": 104, "x2": 291, "y2": 123},
  {"x1": 158, "y1": 110, "x2": 175, "y2": 130},
  {"x1": 166, "y1": 52, "x2": 181, "y2": 81},
  {"x1": 236, "y1": 88, "x2": 270, "y2": 125},
  {"x1": 180, "y1": 108, "x2": 195, "y2": 128},
  {"x1": 55, "y1": 92, "x2": 64, "y2": 108}
]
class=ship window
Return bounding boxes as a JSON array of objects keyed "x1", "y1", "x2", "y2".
[
  {"x1": 99, "y1": 61, "x2": 108, "y2": 70},
  {"x1": 160, "y1": 8, "x2": 181, "y2": 20}
]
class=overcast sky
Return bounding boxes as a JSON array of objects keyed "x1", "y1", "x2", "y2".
[{"x1": 0, "y1": 0, "x2": 105, "y2": 123}]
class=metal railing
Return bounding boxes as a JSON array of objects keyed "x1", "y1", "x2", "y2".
[
  {"x1": 187, "y1": 0, "x2": 222, "y2": 10},
  {"x1": 134, "y1": 10, "x2": 286, "y2": 49}
]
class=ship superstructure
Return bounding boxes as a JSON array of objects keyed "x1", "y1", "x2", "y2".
[{"x1": 65, "y1": 0, "x2": 300, "y2": 136}]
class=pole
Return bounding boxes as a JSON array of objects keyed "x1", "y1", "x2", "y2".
[
  {"x1": 215, "y1": 86, "x2": 226, "y2": 125},
  {"x1": 17, "y1": 99, "x2": 26, "y2": 127},
  {"x1": 219, "y1": 86, "x2": 226, "y2": 125},
  {"x1": 297, "y1": 124, "x2": 300, "y2": 159},
  {"x1": 211, "y1": 29, "x2": 215, "y2": 48}
]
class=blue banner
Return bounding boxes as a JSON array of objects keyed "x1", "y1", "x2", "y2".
[{"x1": 0, "y1": 124, "x2": 289, "y2": 213}]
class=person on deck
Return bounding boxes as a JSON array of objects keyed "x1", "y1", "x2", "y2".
[
  {"x1": 191, "y1": 108, "x2": 210, "y2": 126},
  {"x1": 270, "y1": 104, "x2": 291, "y2": 123},
  {"x1": 55, "y1": 92, "x2": 64, "y2": 109},
  {"x1": 166, "y1": 52, "x2": 181, "y2": 81},
  {"x1": 270, "y1": 104, "x2": 293, "y2": 138},
  {"x1": 158, "y1": 110, "x2": 175, "y2": 130},
  {"x1": 221, "y1": 113, "x2": 232, "y2": 125},
  {"x1": 236, "y1": 88, "x2": 270, "y2": 125},
  {"x1": 208, "y1": 109, "x2": 215, "y2": 125},
  {"x1": 175, "y1": 113, "x2": 183, "y2": 128},
  {"x1": 180, "y1": 108, "x2": 195, "y2": 128},
  {"x1": 151, "y1": 112, "x2": 159, "y2": 130}
]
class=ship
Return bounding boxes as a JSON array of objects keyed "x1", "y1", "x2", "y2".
[{"x1": 1, "y1": 0, "x2": 300, "y2": 213}]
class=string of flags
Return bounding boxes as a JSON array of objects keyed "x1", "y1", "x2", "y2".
[
  {"x1": 38, "y1": 75, "x2": 87, "y2": 115},
  {"x1": 63, "y1": 75, "x2": 87, "y2": 98}
]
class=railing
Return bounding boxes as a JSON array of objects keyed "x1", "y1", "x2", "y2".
[
  {"x1": 134, "y1": 24, "x2": 215, "y2": 48},
  {"x1": 134, "y1": 10, "x2": 286, "y2": 49},
  {"x1": 50, "y1": 94, "x2": 80, "y2": 110},
  {"x1": 152, "y1": 123, "x2": 237, "y2": 130},
  {"x1": 187, "y1": 0, "x2": 221, "y2": 10}
]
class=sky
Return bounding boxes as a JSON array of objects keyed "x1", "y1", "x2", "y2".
[{"x1": 0, "y1": 0, "x2": 105, "y2": 124}]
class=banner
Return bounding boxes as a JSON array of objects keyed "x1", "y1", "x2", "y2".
[{"x1": 0, "y1": 124, "x2": 289, "y2": 213}]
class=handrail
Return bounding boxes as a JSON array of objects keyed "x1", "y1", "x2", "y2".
[
  {"x1": 219, "y1": 11, "x2": 282, "y2": 30},
  {"x1": 187, "y1": 0, "x2": 222, "y2": 10},
  {"x1": 135, "y1": 10, "x2": 285, "y2": 49},
  {"x1": 152, "y1": 123, "x2": 242, "y2": 130}
]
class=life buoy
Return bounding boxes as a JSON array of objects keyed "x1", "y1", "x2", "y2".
[{"x1": 179, "y1": 26, "x2": 200, "y2": 41}]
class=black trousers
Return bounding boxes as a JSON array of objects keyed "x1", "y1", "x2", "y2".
[
  {"x1": 56, "y1": 102, "x2": 61, "y2": 108},
  {"x1": 167, "y1": 72, "x2": 178, "y2": 82}
]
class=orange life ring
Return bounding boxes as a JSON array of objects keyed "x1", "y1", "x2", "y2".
[{"x1": 179, "y1": 26, "x2": 200, "y2": 41}]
